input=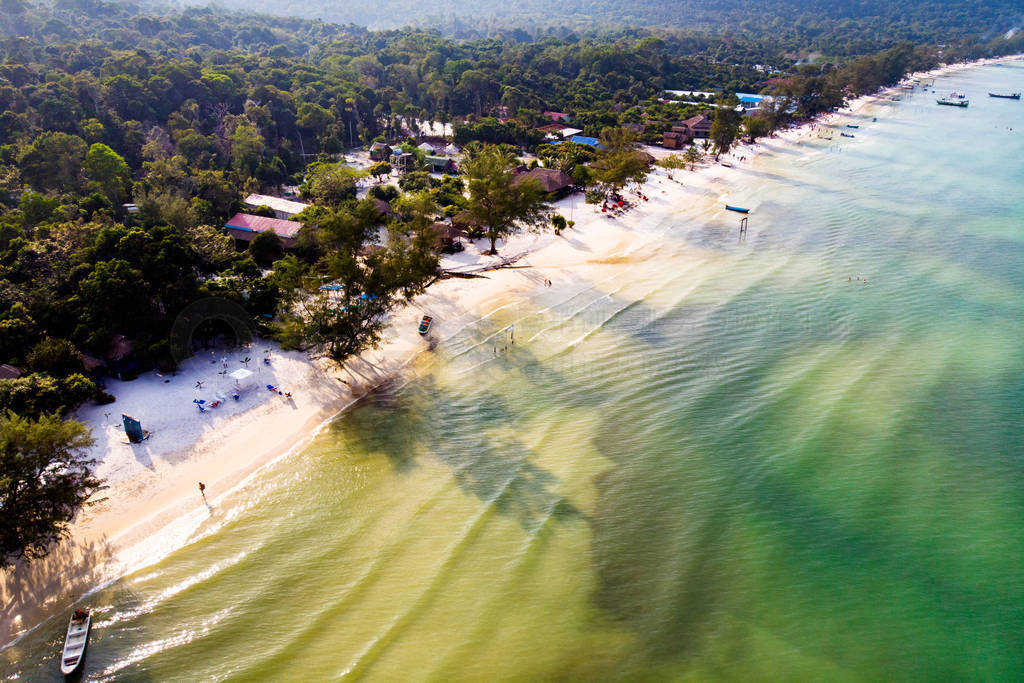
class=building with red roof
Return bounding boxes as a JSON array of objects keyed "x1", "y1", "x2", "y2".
[
  {"x1": 542, "y1": 111, "x2": 571, "y2": 122},
  {"x1": 225, "y1": 213, "x2": 302, "y2": 248}
]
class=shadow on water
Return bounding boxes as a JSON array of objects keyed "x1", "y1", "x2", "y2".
[{"x1": 336, "y1": 366, "x2": 585, "y2": 533}]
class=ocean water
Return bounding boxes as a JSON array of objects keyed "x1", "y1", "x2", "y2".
[{"x1": 4, "y1": 61, "x2": 1024, "y2": 680}]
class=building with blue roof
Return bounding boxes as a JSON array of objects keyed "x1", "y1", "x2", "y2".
[{"x1": 569, "y1": 135, "x2": 604, "y2": 149}]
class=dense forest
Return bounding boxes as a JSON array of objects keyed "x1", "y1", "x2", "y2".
[
  {"x1": 169, "y1": 0, "x2": 1024, "y2": 57},
  {"x1": 1, "y1": 0, "x2": 1023, "y2": 564}
]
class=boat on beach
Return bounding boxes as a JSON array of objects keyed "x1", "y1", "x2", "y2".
[
  {"x1": 846, "y1": 124, "x2": 859, "y2": 128},
  {"x1": 988, "y1": 92, "x2": 1021, "y2": 99},
  {"x1": 936, "y1": 98, "x2": 969, "y2": 107},
  {"x1": 725, "y1": 205, "x2": 750, "y2": 213},
  {"x1": 840, "y1": 132, "x2": 855, "y2": 138},
  {"x1": 60, "y1": 610, "x2": 90, "y2": 675},
  {"x1": 417, "y1": 315, "x2": 432, "y2": 335}
]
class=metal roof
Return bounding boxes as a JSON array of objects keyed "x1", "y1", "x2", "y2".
[{"x1": 243, "y1": 193, "x2": 309, "y2": 216}]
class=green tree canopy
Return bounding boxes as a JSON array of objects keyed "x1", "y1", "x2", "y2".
[
  {"x1": 461, "y1": 145, "x2": 549, "y2": 254},
  {"x1": 590, "y1": 128, "x2": 649, "y2": 194},
  {"x1": 711, "y1": 94, "x2": 742, "y2": 158},
  {"x1": 84, "y1": 143, "x2": 132, "y2": 205},
  {"x1": 18, "y1": 132, "x2": 88, "y2": 193},
  {"x1": 0, "y1": 411, "x2": 100, "y2": 569}
]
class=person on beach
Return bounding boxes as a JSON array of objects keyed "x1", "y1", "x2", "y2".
[{"x1": 199, "y1": 482, "x2": 206, "y2": 500}]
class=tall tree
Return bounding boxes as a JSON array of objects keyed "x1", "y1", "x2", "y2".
[
  {"x1": 461, "y1": 145, "x2": 549, "y2": 254},
  {"x1": 18, "y1": 132, "x2": 88, "y2": 193},
  {"x1": 0, "y1": 412, "x2": 100, "y2": 570},
  {"x1": 590, "y1": 127, "x2": 649, "y2": 195},
  {"x1": 84, "y1": 143, "x2": 132, "y2": 205},
  {"x1": 282, "y1": 200, "x2": 439, "y2": 364},
  {"x1": 710, "y1": 94, "x2": 742, "y2": 159}
]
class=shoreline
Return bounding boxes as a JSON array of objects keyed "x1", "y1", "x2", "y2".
[{"x1": 2, "y1": 51, "x2": 1021, "y2": 649}]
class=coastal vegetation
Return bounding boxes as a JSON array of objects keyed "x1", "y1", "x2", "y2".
[
  {"x1": 0, "y1": 411, "x2": 100, "y2": 569},
  {"x1": 1, "y1": 0, "x2": 1022, "y2": 565},
  {"x1": 461, "y1": 146, "x2": 548, "y2": 254}
]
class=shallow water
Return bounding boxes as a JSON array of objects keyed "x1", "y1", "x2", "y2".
[{"x1": 4, "y1": 61, "x2": 1024, "y2": 680}]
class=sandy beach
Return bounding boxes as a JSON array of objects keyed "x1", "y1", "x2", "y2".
[{"x1": 2, "y1": 51, "x2": 1021, "y2": 647}]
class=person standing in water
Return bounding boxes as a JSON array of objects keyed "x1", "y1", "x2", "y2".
[{"x1": 199, "y1": 481, "x2": 207, "y2": 501}]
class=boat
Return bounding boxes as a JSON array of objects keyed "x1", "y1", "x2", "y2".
[
  {"x1": 417, "y1": 315, "x2": 432, "y2": 335},
  {"x1": 988, "y1": 92, "x2": 1021, "y2": 99},
  {"x1": 846, "y1": 124, "x2": 859, "y2": 128},
  {"x1": 60, "y1": 609, "x2": 90, "y2": 676},
  {"x1": 936, "y1": 98, "x2": 969, "y2": 107},
  {"x1": 840, "y1": 132, "x2": 855, "y2": 138},
  {"x1": 724, "y1": 205, "x2": 750, "y2": 213}
]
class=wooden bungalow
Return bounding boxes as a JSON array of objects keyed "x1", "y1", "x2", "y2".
[
  {"x1": 663, "y1": 130, "x2": 689, "y2": 149},
  {"x1": 430, "y1": 222, "x2": 465, "y2": 252},
  {"x1": 514, "y1": 167, "x2": 575, "y2": 195},
  {"x1": 369, "y1": 142, "x2": 393, "y2": 161},
  {"x1": 681, "y1": 114, "x2": 713, "y2": 138},
  {"x1": 425, "y1": 155, "x2": 456, "y2": 173}
]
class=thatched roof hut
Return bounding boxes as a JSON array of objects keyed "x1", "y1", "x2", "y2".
[{"x1": 514, "y1": 167, "x2": 574, "y2": 193}]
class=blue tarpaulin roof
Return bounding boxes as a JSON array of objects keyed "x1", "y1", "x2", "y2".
[
  {"x1": 736, "y1": 93, "x2": 767, "y2": 104},
  {"x1": 570, "y1": 135, "x2": 602, "y2": 148}
]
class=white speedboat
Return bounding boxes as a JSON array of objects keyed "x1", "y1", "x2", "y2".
[{"x1": 60, "y1": 609, "x2": 91, "y2": 675}]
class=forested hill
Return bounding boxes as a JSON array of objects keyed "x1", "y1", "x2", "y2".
[
  {"x1": 0, "y1": 0, "x2": 366, "y2": 56},
  {"x1": 167, "y1": 0, "x2": 1024, "y2": 54},
  {"x1": 3, "y1": 0, "x2": 1023, "y2": 63}
]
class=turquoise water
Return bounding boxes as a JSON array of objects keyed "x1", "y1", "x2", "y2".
[{"x1": 4, "y1": 61, "x2": 1024, "y2": 680}]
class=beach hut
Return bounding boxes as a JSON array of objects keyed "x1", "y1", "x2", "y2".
[
  {"x1": 425, "y1": 155, "x2": 455, "y2": 173},
  {"x1": 369, "y1": 142, "x2": 392, "y2": 161},
  {"x1": 514, "y1": 167, "x2": 575, "y2": 195},
  {"x1": 106, "y1": 334, "x2": 138, "y2": 380},
  {"x1": 431, "y1": 221, "x2": 465, "y2": 251}
]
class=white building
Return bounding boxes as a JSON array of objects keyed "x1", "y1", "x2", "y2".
[{"x1": 243, "y1": 193, "x2": 310, "y2": 219}]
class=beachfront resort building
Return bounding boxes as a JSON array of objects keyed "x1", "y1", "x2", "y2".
[
  {"x1": 243, "y1": 193, "x2": 309, "y2": 219},
  {"x1": 663, "y1": 114, "x2": 713, "y2": 147},
  {"x1": 225, "y1": 213, "x2": 302, "y2": 249}
]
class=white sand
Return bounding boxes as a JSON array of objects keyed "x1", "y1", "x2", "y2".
[{"x1": 3, "y1": 52, "x2": 1021, "y2": 645}]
